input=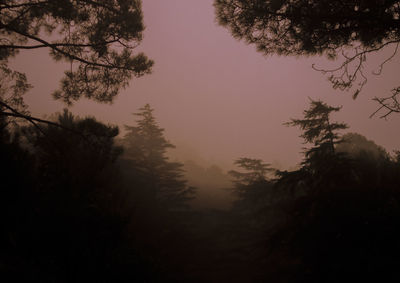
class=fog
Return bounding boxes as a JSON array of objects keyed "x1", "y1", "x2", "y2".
[
  {"x1": 3, "y1": 0, "x2": 400, "y2": 281},
  {"x1": 11, "y1": 0, "x2": 400, "y2": 173}
]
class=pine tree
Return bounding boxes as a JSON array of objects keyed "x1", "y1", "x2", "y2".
[
  {"x1": 282, "y1": 99, "x2": 350, "y2": 192},
  {"x1": 123, "y1": 104, "x2": 194, "y2": 210},
  {"x1": 229, "y1": 158, "x2": 274, "y2": 186},
  {"x1": 286, "y1": 99, "x2": 348, "y2": 165},
  {"x1": 0, "y1": 0, "x2": 153, "y2": 106},
  {"x1": 229, "y1": 158, "x2": 275, "y2": 214}
]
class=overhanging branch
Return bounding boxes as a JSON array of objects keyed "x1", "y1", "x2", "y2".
[
  {"x1": 2, "y1": 25, "x2": 135, "y2": 71},
  {"x1": 0, "y1": 100, "x2": 84, "y2": 136}
]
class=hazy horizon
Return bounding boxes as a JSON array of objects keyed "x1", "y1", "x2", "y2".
[{"x1": 10, "y1": 0, "x2": 400, "y2": 171}]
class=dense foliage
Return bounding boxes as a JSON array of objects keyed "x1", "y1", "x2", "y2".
[
  {"x1": 214, "y1": 0, "x2": 400, "y2": 57},
  {"x1": 234, "y1": 101, "x2": 400, "y2": 282},
  {"x1": 214, "y1": 0, "x2": 400, "y2": 115},
  {"x1": 0, "y1": 0, "x2": 153, "y2": 115},
  {"x1": 2, "y1": 101, "x2": 400, "y2": 281},
  {"x1": 0, "y1": 106, "x2": 194, "y2": 281},
  {"x1": 1, "y1": 2, "x2": 399, "y2": 280}
]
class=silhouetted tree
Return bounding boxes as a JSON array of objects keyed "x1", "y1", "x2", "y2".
[
  {"x1": 122, "y1": 104, "x2": 195, "y2": 210},
  {"x1": 214, "y1": 0, "x2": 400, "y2": 115},
  {"x1": 0, "y1": 0, "x2": 153, "y2": 134},
  {"x1": 215, "y1": 0, "x2": 399, "y2": 57},
  {"x1": 286, "y1": 100, "x2": 347, "y2": 152},
  {"x1": 283, "y1": 99, "x2": 349, "y2": 190},
  {"x1": 269, "y1": 149, "x2": 400, "y2": 283},
  {"x1": 265, "y1": 104, "x2": 400, "y2": 283},
  {"x1": 229, "y1": 158, "x2": 276, "y2": 224},
  {"x1": 230, "y1": 158, "x2": 274, "y2": 185},
  {"x1": 117, "y1": 105, "x2": 199, "y2": 280},
  {"x1": 0, "y1": 63, "x2": 31, "y2": 120},
  {"x1": 0, "y1": 0, "x2": 153, "y2": 105},
  {"x1": 0, "y1": 110, "x2": 159, "y2": 282}
]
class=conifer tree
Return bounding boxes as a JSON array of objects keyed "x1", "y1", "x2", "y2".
[
  {"x1": 286, "y1": 99, "x2": 348, "y2": 164},
  {"x1": 123, "y1": 104, "x2": 194, "y2": 210},
  {"x1": 282, "y1": 99, "x2": 350, "y2": 191},
  {"x1": 229, "y1": 158, "x2": 275, "y2": 214},
  {"x1": 229, "y1": 158, "x2": 274, "y2": 185}
]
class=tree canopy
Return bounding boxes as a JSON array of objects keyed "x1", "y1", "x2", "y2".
[
  {"x1": 281, "y1": 99, "x2": 350, "y2": 192},
  {"x1": 214, "y1": 0, "x2": 400, "y2": 115},
  {"x1": 0, "y1": 0, "x2": 153, "y2": 108},
  {"x1": 337, "y1": 132, "x2": 389, "y2": 160},
  {"x1": 229, "y1": 157, "x2": 275, "y2": 214},
  {"x1": 229, "y1": 157, "x2": 274, "y2": 185},
  {"x1": 285, "y1": 99, "x2": 348, "y2": 156},
  {"x1": 215, "y1": 0, "x2": 400, "y2": 57}
]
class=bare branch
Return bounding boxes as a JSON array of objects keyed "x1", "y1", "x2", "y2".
[
  {"x1": 373, "y1": 42, "x2": 400, "y2": 76},
  {"x1": 370, "y1": 88, "x2": 400, "y2": 118}
]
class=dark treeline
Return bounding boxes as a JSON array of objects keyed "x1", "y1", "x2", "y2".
[
  {"x1": 2, "y1": 0, "x2": 400, "y2": 281},
  {"x1": 226, "y1": 100, "x2": 400, "y2": 282},
  {"x1": 2, "y1": 100, "x2": 400, "y2": 282},
  {"x1": 1, "y1": 105, "x2": 195, "y2": 282}
]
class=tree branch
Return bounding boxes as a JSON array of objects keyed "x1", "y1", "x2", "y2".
[
  {"x1": 2, "y1": 25, "x2": 135, "y2": 71},
  {"x1": 0, "y1": 100, "x2": 84, "y2": 136},
  {"x1": 0, "y1": 1, "x2": 49, "y2": 10},
  {"x1": 0, "y1": 39, "x2": 121, "y2": 50},
  {"x1": 370, "y1": 88, "x2": 400, "y2": 119}
]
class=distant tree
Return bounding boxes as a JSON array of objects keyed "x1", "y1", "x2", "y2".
[
  {"x1": 337, "y1": 132, "x2": 389, "y2": 160},
  {"x1": 265, "y1": 103, "x2": 400, "y2": 283},
  {"x1": 214, "y1": 0, "x2": 400, "y2": 116},
  {"x1": 229, "y1": 158, "x2": 274, "y2": 185},
  {"x1": 122, "y1": 104, "x2": 195, "y2": 210},
  {"x1": 0, "y1": 0, "x2": 153, "y2": 123},
  {"x1": 336, "y1": 133, "x2": 400, "y2": 189},
  {"x1": 280, "y1": 99, "x2": 350, "y2": 193},
  {"x1": 229, "y1": 158, "x2": 276, "y2": 215},
  {"x1": 280, "y1": 100, "x2": 398, "y2": 195},
  {"x1": 286, "y1": 99, "x2": 348, "y2": 162}
]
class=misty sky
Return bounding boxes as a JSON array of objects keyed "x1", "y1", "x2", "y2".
[{"x1": 11, "y1": 0, "x2": 400, "y2": 170}]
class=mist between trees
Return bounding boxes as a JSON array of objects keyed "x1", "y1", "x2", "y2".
[
  {"x1": 1, "y1": 0, "x2": 400, "y2": 282},
  {"x1": 2, "y1": 100, "x2": 400, "y2": 282}
]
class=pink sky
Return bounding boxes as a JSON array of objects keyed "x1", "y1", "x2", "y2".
[{"x1": 11, "y1": 0, "x2": 400, "y2": 170}]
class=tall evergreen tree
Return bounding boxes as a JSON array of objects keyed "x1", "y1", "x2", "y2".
[
  {"x1": 122, "y1": 104, "x2": 194, "y2": 210},
  {"x1": 280, "y1": 99, "x2": 350, "y2": 193},
  {"x1": 286, "y1": 99, "x2": 348, "y2": 165},
  {"x1": 268, "y1": 104, "x2": 400, "y2": 283}
]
